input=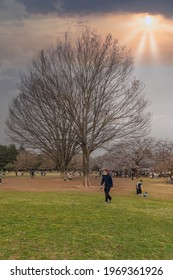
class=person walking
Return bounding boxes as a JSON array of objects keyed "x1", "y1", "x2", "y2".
[
  {"x1": 100, "y1": 169, "x2": 113, "y2": 203},
  {"x1": 30, "y1": 170, "x2": 35, "y2": 179}
]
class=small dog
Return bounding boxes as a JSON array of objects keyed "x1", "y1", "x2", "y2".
[{"x1": 143, "y1": 192, "x2": 148, "y2": 197}]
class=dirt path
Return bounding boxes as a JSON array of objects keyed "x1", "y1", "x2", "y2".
[{"x1": 1, "y1": 175, "x2": 173, "y2": 200}]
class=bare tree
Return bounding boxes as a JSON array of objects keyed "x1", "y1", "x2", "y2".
[
  {"x1": 38, "y1": 153, "x2": 56, "y2": 170},
  {"x1": 68, "y1": 153, "x2": 83, "y2": 171},
  {"x1": 154, "y1": 139, "x2": 173, "y2": 172},
  {"x1": 107, "y1": 137, "x2": 155, "y2": 174},
  {"x1": 14, "y1": 148, "x2": 39, "y2": 171},
  {"x1": 53, "y1": 29, "x2": 151, "y2": 186},
  {"x1": 6, "y1": 56, "x2": 80, "y2": 177},
  {"x1": 90, "y1": 137, "x2": 173, "y2": 177},
  {"x1": 13, "y1": 146, "x2": 56, "y2": 172},
  {"x1": 6, "y1": 29, "x2": 151, "y2": 187}
]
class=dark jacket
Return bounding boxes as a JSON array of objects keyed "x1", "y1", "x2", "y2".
[{"x1": 101, "y1": 174, "x2": 113, "y2": 189}]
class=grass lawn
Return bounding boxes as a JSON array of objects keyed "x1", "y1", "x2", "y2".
[{"x1": 0, "y1": 185, "x2": 173, "y2": 260}]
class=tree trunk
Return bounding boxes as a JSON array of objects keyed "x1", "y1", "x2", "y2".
[
  {"x1": 59, "y1": 170, "x2": 66, "y2": 180},
  {"x1": 61, "y1": 161, "x2": 67, "y2": 180},
  {"x1": 82, "y1": 147, "x2": 91, "y2": 187},
  {"x1": 57, "y1": 160, "x2": 66, "y2": 180}
]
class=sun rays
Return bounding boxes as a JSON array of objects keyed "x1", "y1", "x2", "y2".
[
  {"x1": 113, "y1": 13, "x2": 164, "y2": 64},
  {"x1": 92, "y1": 11, "x2": 173, "y2": 64},
  {"x1": 134, "y1": 14, "x2": 160, "y2": 63}
]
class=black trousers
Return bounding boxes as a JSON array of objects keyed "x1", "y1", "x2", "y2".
[
  {"x1": 136, "y1": 186, "x2": 142, "y2": 194},
  {"x1": 104, "y1": 186, "x2": 112, "y2": 202}
]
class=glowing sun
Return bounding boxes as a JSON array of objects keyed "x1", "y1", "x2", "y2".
[{"x1": 145, "y1": 15, "x2": 152, "y2": 26}]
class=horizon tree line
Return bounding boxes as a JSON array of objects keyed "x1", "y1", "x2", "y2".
[{"x1": 1, "y1": 138, "x2": 173, "y2": 175}]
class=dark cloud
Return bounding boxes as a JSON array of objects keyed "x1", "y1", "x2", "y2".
[
  {"x1": 0, "y1": 0, "x2": 27, "y2": 20},
  {"x1": 18, "y1": 0, "x2": 173, "y2": 17},
  {"x1": 0, "y1": 70, "x2": 18, "y2": 145},
  {"x1": 17, "y1": 0, "x2": 56, "y2": 14}
]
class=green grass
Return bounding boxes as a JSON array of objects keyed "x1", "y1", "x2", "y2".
[{"x1": 0, "y1": 191, "x2": 173, "y2": 260}]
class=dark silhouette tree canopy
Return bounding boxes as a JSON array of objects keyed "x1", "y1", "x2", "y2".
[{"x1": 0, "y1": 144, "x2": 18, "y2": 170}]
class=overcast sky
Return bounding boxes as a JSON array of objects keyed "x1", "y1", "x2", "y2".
[{"x1": 0, "y1": 0, "x2": 173, "y2": 145}]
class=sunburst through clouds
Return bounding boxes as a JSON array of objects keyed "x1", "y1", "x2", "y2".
[
  {"x1": 135, "y1": 14, "x2": 159, "y2": 63},
  {"x1": 121, "y1": 13, "x2": 163, "y2": 64}
]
